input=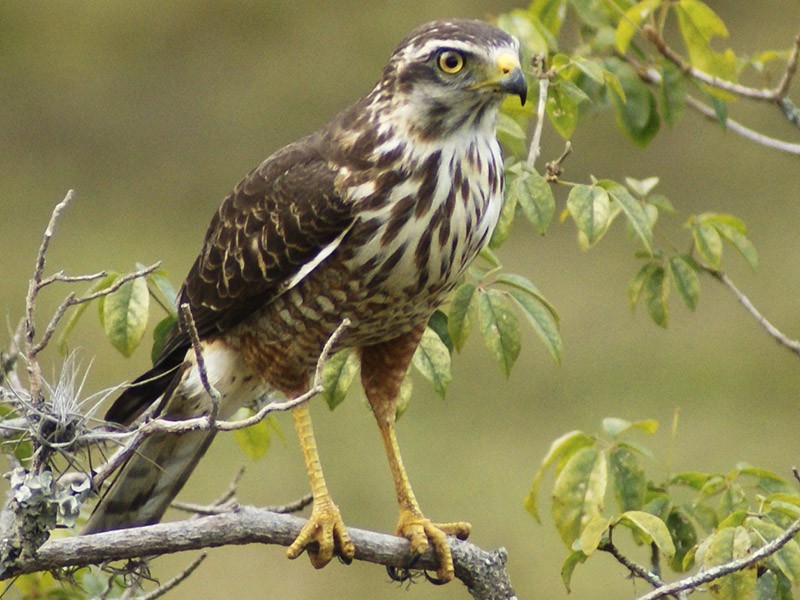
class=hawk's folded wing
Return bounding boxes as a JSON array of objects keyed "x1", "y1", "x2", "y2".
[{"x1": 106, "y1": 132, "x2": 354, "y2": 424}]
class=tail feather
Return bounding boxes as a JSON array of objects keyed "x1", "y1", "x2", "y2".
[
  {"x1": 84, "y1": 340, "x2": 265, "y2": 535},
  {"x1": 83, "y1": 429, "x2": 216, "y2": 534}
]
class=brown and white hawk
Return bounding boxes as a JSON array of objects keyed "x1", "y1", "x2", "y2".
[{"x1": 85, "y1": 19, "x2": 527, "y2": 581}]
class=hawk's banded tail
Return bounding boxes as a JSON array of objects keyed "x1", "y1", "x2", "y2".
[{"x1": 84, "y1": 341, "x2": 263, "y2": 534}]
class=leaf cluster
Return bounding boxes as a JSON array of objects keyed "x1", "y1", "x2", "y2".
[{"x1": 526, "y1": 417, "x2": 800, "y2": 598}]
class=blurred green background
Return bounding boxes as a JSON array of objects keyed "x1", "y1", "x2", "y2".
[{"x1": 2, "y1": 1, "x2": 799, "y2": 598}]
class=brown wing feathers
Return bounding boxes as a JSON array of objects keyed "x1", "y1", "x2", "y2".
[{"x1": 105, "y1": 134, "x2": 354, "y2": 424}]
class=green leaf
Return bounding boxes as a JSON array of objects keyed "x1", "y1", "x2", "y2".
[
  {"x1": 57, "y1": 272, "x2": 118, "y2": 355},
  {"x1": 615, "y1": 0, "x2": 661, "y2": 54},
  {"x1": 507, "y1": 288, "x2": 562, "y2": 363},
  {"x1": 675, "y1": 0, "x2": 737, "y2": 85},
  {"x1": 448, "y1": 283, "x2": 477, "y2": 351},
  {"x1": 525, "y1": 430, "x2": 594, "y2": 522},
  {"x1": 546, "y1": 80, "x2": 580, "y2": 138},
  {"x1": 478, "y1": 289, "x2": 521, "y2": 377},
  {"x1": 659, "y1": 63, "x2": 686, "y2": 127},
  {"x1": 669, "y1": 255, "x2": 701, "y2": 310},
  {"x1": 573, "y1": 57, "x2": 606, "y2": 84},
  {"x1": 579, "y1": 515, "x2": 612, "y2": 555},
  {"x1": 617, "y1": 511, "x2": 676, "y2": 558},
  {"x1": 643, "y1": 264, "x2": 668, "y2": 327},
  {"x1": 746, "y1": 517, "x2": 800, "y2": 584},
  {"x1": 600, "y1": 180, "x2": 654, "y2": 251},
  {"x1": 321, "y1": 349, "x2": 359, "y2": 410},
  {"x1": 667, "y1": 508, "x2": 698, "y2": 572},
  {"x1": 693, "y1": 222, "x2": 723, "y2": 268},
  {"x1": 670, "y1": 471, "x2": 712, "y2": 489},
  {"x1": 412, "y1": 326, "x2": 453, "y2": 398},
  {"x1": 102, "y1": 276, "x2": 150, "y2": 357},
  {"x1": 609, "y1": 447, "x2": 647, "y2": 512},
  {"x1": 624, "y1": 176, "x2": 660, "y2": 198},
  {"x1": 560, "y1": 550, "x2": 588, "y2": 592},
  {"x1": 496, "y1": 111, "x2": 527, "y2": 142},
  {"x1": 496, "y1": 9, "x2": 550, "y2": 55},
  {"x1": 628, "y1": 262, "x2": 657, "y2": 310},
  {"x1": 648, "y1": 193, "x2": 675, "y2": 213},
  {"x1": 551, "y1": 446, "x2": 607, "y2": 547},
  {"x1": 494, "y1": 273, "x2": 559, "y2": 320},
  {"x1": 567, "y1": 184, "x2": 611, "y2": 248},
  {"x1": 427, "y1": 309, "x2": 453, "y2": 352},
  {"x1": 146, "y1": 268, "x2": 178, "y2": 314},
  {"x1": 700, "y1": 527, "x2": 756, "y2": 600},
  {"x1": 714, "y1": 222, "x2": 758, "y2": 269},
  {"x1": 151, "y1": 314, "x2": 178, "y2": 364},
  {"x1": 756, "y1": 570, "x2": 794, "y2": 600},
  {"x1": 232, "y1": 410, "x2": 271, "y2": 460},
  {"x1": 490, "y1": 177, "x2": 518, "y2": 248},
  {"x1": 514, "y1": 168, "x2": 556, "y2": 235},
  {"x1": 605, "y1": 60, "x2": 661, "y2": 146},
  {"x1": 395, "y1": 370, "x2": 413, "y2": 419},
  {"x1": 530, "y1": 0, "x2": 568, "y2": 37}
]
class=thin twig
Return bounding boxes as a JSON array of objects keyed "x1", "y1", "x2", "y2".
[
  {"x1": 138, "y1": 553, "x2": 207, "y2": 600},
  {"x1": 179, "y1": 303, "x2": 220, "y2": 423},
  {"x1": 599, "y1": 533, "x2": 670, "y2": 594},
  {"x1": 265, "y1": 493, "x2": 314, "y2": 515},
  {"x1": 684, "y1": 95, "x2": 800, "y2": 155},
  {"x1": 704, "y1": 268, "x2": 800, "y2": 357},
  {"x1": 643, "y1": 24, "x2": 800, "y2": 105},
  {"x1": 637, "y1": 516, "x2": 800, "y2": 600},
  {"x1": 24, "y1": 191, "x2": 75, "y2": 405},
  {"x1": 38, "y1": 270, "x2": 108, "y2": 289},
  {"x1": 527, "y1": 55, "x2": 550, "y2": 168},
  {"x1": 775, "y1": 27, "x2": 800, "y2": 99}
]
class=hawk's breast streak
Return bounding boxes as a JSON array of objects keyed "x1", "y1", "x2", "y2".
[{"x1": 346, "y1": 126, "x2": 503, "y2": 309}]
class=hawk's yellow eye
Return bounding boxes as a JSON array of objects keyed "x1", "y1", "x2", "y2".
[{"x1": 437, "y1": 50, "x2": 464, "y2": 74}]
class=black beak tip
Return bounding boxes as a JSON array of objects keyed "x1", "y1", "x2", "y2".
[{"x1": 502, "y1": 68, "x2": 528, "y2": 106}]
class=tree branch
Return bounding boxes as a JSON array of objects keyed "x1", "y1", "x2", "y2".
[
  {"x1": 1, "y1": 506, "x2": 517, "y2": 600},
  {"x1": 636, "y1": 516, "x2": 800, "y2": 600},
  {"x1": 704, "y1": 268, "x2": 800, "y2": 357},
  {"x1": 643, "y1": 23, "x2": 800, "y2": 110}
]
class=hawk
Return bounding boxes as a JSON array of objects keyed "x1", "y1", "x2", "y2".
[{"x1": 85, "y1": 19, "x2": 526, "y2": 582}]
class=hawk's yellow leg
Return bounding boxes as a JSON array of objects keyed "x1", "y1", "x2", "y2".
[
  {"x1": 286, "y1": 402, "x2": 355, "y2": 567},
  {"x1": 376, "y1": 416, "x2": 471, "y2": 581},
  {"x1": 361, "y1": 325, "x2": 471, "y2": 582}
]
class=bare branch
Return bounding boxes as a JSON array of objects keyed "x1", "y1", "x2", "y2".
[
  {"x1": 599, "y1": 540, "x2": 667, "y2": 592},
  {"x1": 527, "y1": 55, "x2": 550, "y2": 168},
  {"x1": 24, "y1": 190, "x2": 75, "y2": 405},
  {"x1": 775, "y1": 27, "x2": 800, "y2": 99},
  {"x1": 0, "y1": 506, "x2": 516, "y2": 600},
  {"x1": 637, "y1": 516, "x2": 800, "y2": 600},
  {"x1": 684, "y1": 95, "x2": 800, "y2": 155},
  {"x1": 38, "y1": 270, "x2": 109, "y2": 289},
  {"x1": 704, "y1": 268, "x2": 800, "y2": 357}
]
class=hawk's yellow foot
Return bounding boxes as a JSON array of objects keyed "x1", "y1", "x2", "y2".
[
  {"x1": 395, "y1": 509, "x2": 471, "y2": 581},
  {"x1": 288, "y1": 402, "x2": 355, "y2": 568},
  {"x1": 287, "y1": 498, "x2": 355, "y2": 568}
]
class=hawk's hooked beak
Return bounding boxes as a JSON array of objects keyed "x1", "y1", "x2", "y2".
[{"x1": 495, "y1": 53, "x2": 527, "y2": 106}]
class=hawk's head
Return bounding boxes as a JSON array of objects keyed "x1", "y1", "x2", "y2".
[{"x1": 372, "y1": 19, "x2": 527, "y2": 139}]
